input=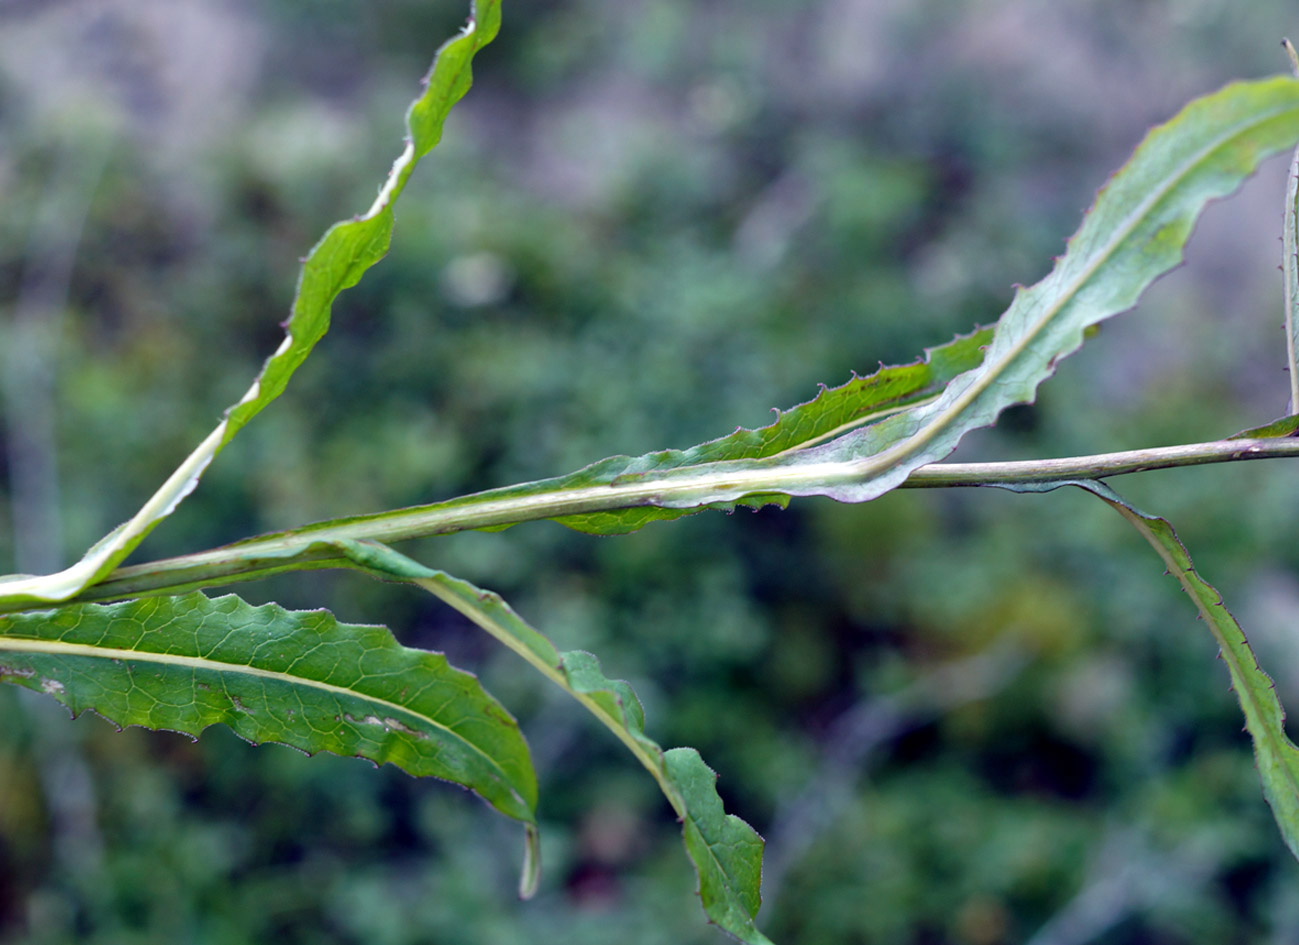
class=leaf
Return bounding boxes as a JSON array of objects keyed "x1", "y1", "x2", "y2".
[
  {"x1": 552, "y1": 324, "x2": 992, "y2": 534},
  {"x1": 330, "y1": 539, "x2": 774, "y2": 944},
  {"x1": 159, "y1": 325, "x2": 991, "y2": 557},
  {"x1": 666, "y1": 748, "x2": 768, "y2": 940},
  {"x1": 160, "y1": 76, "x2": 1299, "y2": 555},
  {"x1": 1004, "y1": 479, "x2": 1299, "y2": 862},
  {"x1": 0, "y1": 0, "x2": 502, "y2": 608},
  {"x1": 1229, "y1": 414, "x2": 1299, "y2": 439},
  {"x1": 320, "y1": 75, "x2": 1299, "y2": 533},
  {"x1": 608, "y1": 75, "x2": 1299, "y2": 509},
  {"x1": 0, "y1": 590, "x2": 538, "y2": 825}
]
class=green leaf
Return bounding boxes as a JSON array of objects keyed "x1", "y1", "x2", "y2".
[
  {"x1": 0, "y1": 0, "x2": 501, "y2": 608},
  {"x1": 1007, "y1": 479, "x2": 1299, "y2": 862},
  {"x1": 614, "y1": 76, "x2": 1299, "y2": 509},
  {"x1": 173, "y1": 325, "x2": 991, "y2": 554},
  {"x1": 319, "y1": 75, "x2": 1299, "y2": 534},
  {"x1": 666, "y1": 748, "x2": 768, "y2": 940},
  {"x1": 1229, "y1": 414, "x2": 1299, "y2": 438},
  {"x1": 0, "y1": 590, "x2": 538, "y2": 829},
  {"x1": 552, "y1": 325, "x2": 992, "y2": 534},
  {"x1": 330, "y1": 539, "x2": 774, "y2": 944},
  {"x1": 176, "y1": 76, "x2": 1299, "y2": 553}
]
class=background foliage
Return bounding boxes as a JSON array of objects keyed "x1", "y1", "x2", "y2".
[{"x1": 4, "y1": 1, "x2": 1299, "y2": 942}]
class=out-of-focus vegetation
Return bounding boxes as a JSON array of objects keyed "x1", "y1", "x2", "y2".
[{"x1": 4, "y1": 1, "x2": 1299, "y2": 942}]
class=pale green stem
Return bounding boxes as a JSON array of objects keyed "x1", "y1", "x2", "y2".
[{"x1": 6, "y1": 435, "x2": 1299, "y2": 614}]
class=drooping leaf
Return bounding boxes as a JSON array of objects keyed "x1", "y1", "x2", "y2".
[
  {"x1": 0, "y1": 590, "x2": 538, "y2": 832},
  {"x1": 329, "y1": 539, "x2": 774, "y2": 944},
  {"x1": 1004, "y1": 479, "x2": 1299, "y2": 862},
  {"x1": 0, "y1": 0, "x2": 502, "y2": 608},
  {"x1": 666, "y1": 748, "x2": 768, "y2": 939}
]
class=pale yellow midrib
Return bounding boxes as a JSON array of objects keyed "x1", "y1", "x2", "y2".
[{"x1": 0, "y1": 635, "x2": 519, "y2": 789}]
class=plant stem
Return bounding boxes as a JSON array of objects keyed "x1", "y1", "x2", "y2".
[
  {"x1": 8, "y1": 435, "x2": 1299, "y2": 613},
  {"x1": 899, "y1": 436, "x2": 1299, "y2": 485}
]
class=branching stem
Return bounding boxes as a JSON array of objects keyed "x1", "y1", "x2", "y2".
[{"x1": 9, "y1": 434, "x2": 1299, "y2": 613}]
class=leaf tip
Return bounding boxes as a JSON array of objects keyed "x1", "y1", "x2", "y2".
[{"x1": 519, "y1": 824, "x2": 541, "y2": 900}]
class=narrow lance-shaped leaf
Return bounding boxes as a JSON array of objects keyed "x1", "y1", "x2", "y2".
[
  {"x1": 175, "y1": 325, "x2": 994, "y2": 556},
  {"x1": 190, "y1": 76, "x2": 1299, "y2": 552},
  {"x1": 551, "y1": 324, "x2": 991, "y2": 534},
  {"x1": 330, "y1": 539, "x2": 773, "y2": 945},
  {"x1": 0, "y1": 591, "x2": 541, "y2": 883},
  {"x1": 600, "y1": 75, "x2": 1299, "y2": 509},
  {"x1": 0, "y1": 0, "x2": 502, "y2": 608},
  {"x1": 1004, "y1": 479, "x2": 1299, "y2": 861},
  {"x1": 1229, "y1": 414, "x2": 1299, "y2": 439}
]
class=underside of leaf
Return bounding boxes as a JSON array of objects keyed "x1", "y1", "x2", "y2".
[{"x1": 0, "y1": 0, "x2": 501, "y2": 608}]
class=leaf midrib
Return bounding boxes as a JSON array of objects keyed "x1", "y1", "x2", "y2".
[{"x1": 0, "y1": 634, "x2": 523, "y2": 796}]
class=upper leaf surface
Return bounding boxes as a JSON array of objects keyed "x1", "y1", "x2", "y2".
[
  {"x1": 0, "y1": 1, "x2": 501, "y2": 607},
  {"x1": 221, "y1": 0, "x2": 500, "y2": 441},
  {"x1": 0, "y1": 589, "x2": 537, "y2": 824},
  {"x1": 667, "y1": 747, "x2": 767, "y2": 937}
]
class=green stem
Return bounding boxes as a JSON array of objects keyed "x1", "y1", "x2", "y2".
[
  {"x1": 8, "y1": 435, "x2": 1299, "y2": 613},
  {"x1": 899, "y1": 436, "x2": 1299, "y2": 486}
]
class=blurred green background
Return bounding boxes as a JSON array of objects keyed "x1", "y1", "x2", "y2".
[{"x1": 4, "y1": 1, "x2": 1299, "y2": 942}]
